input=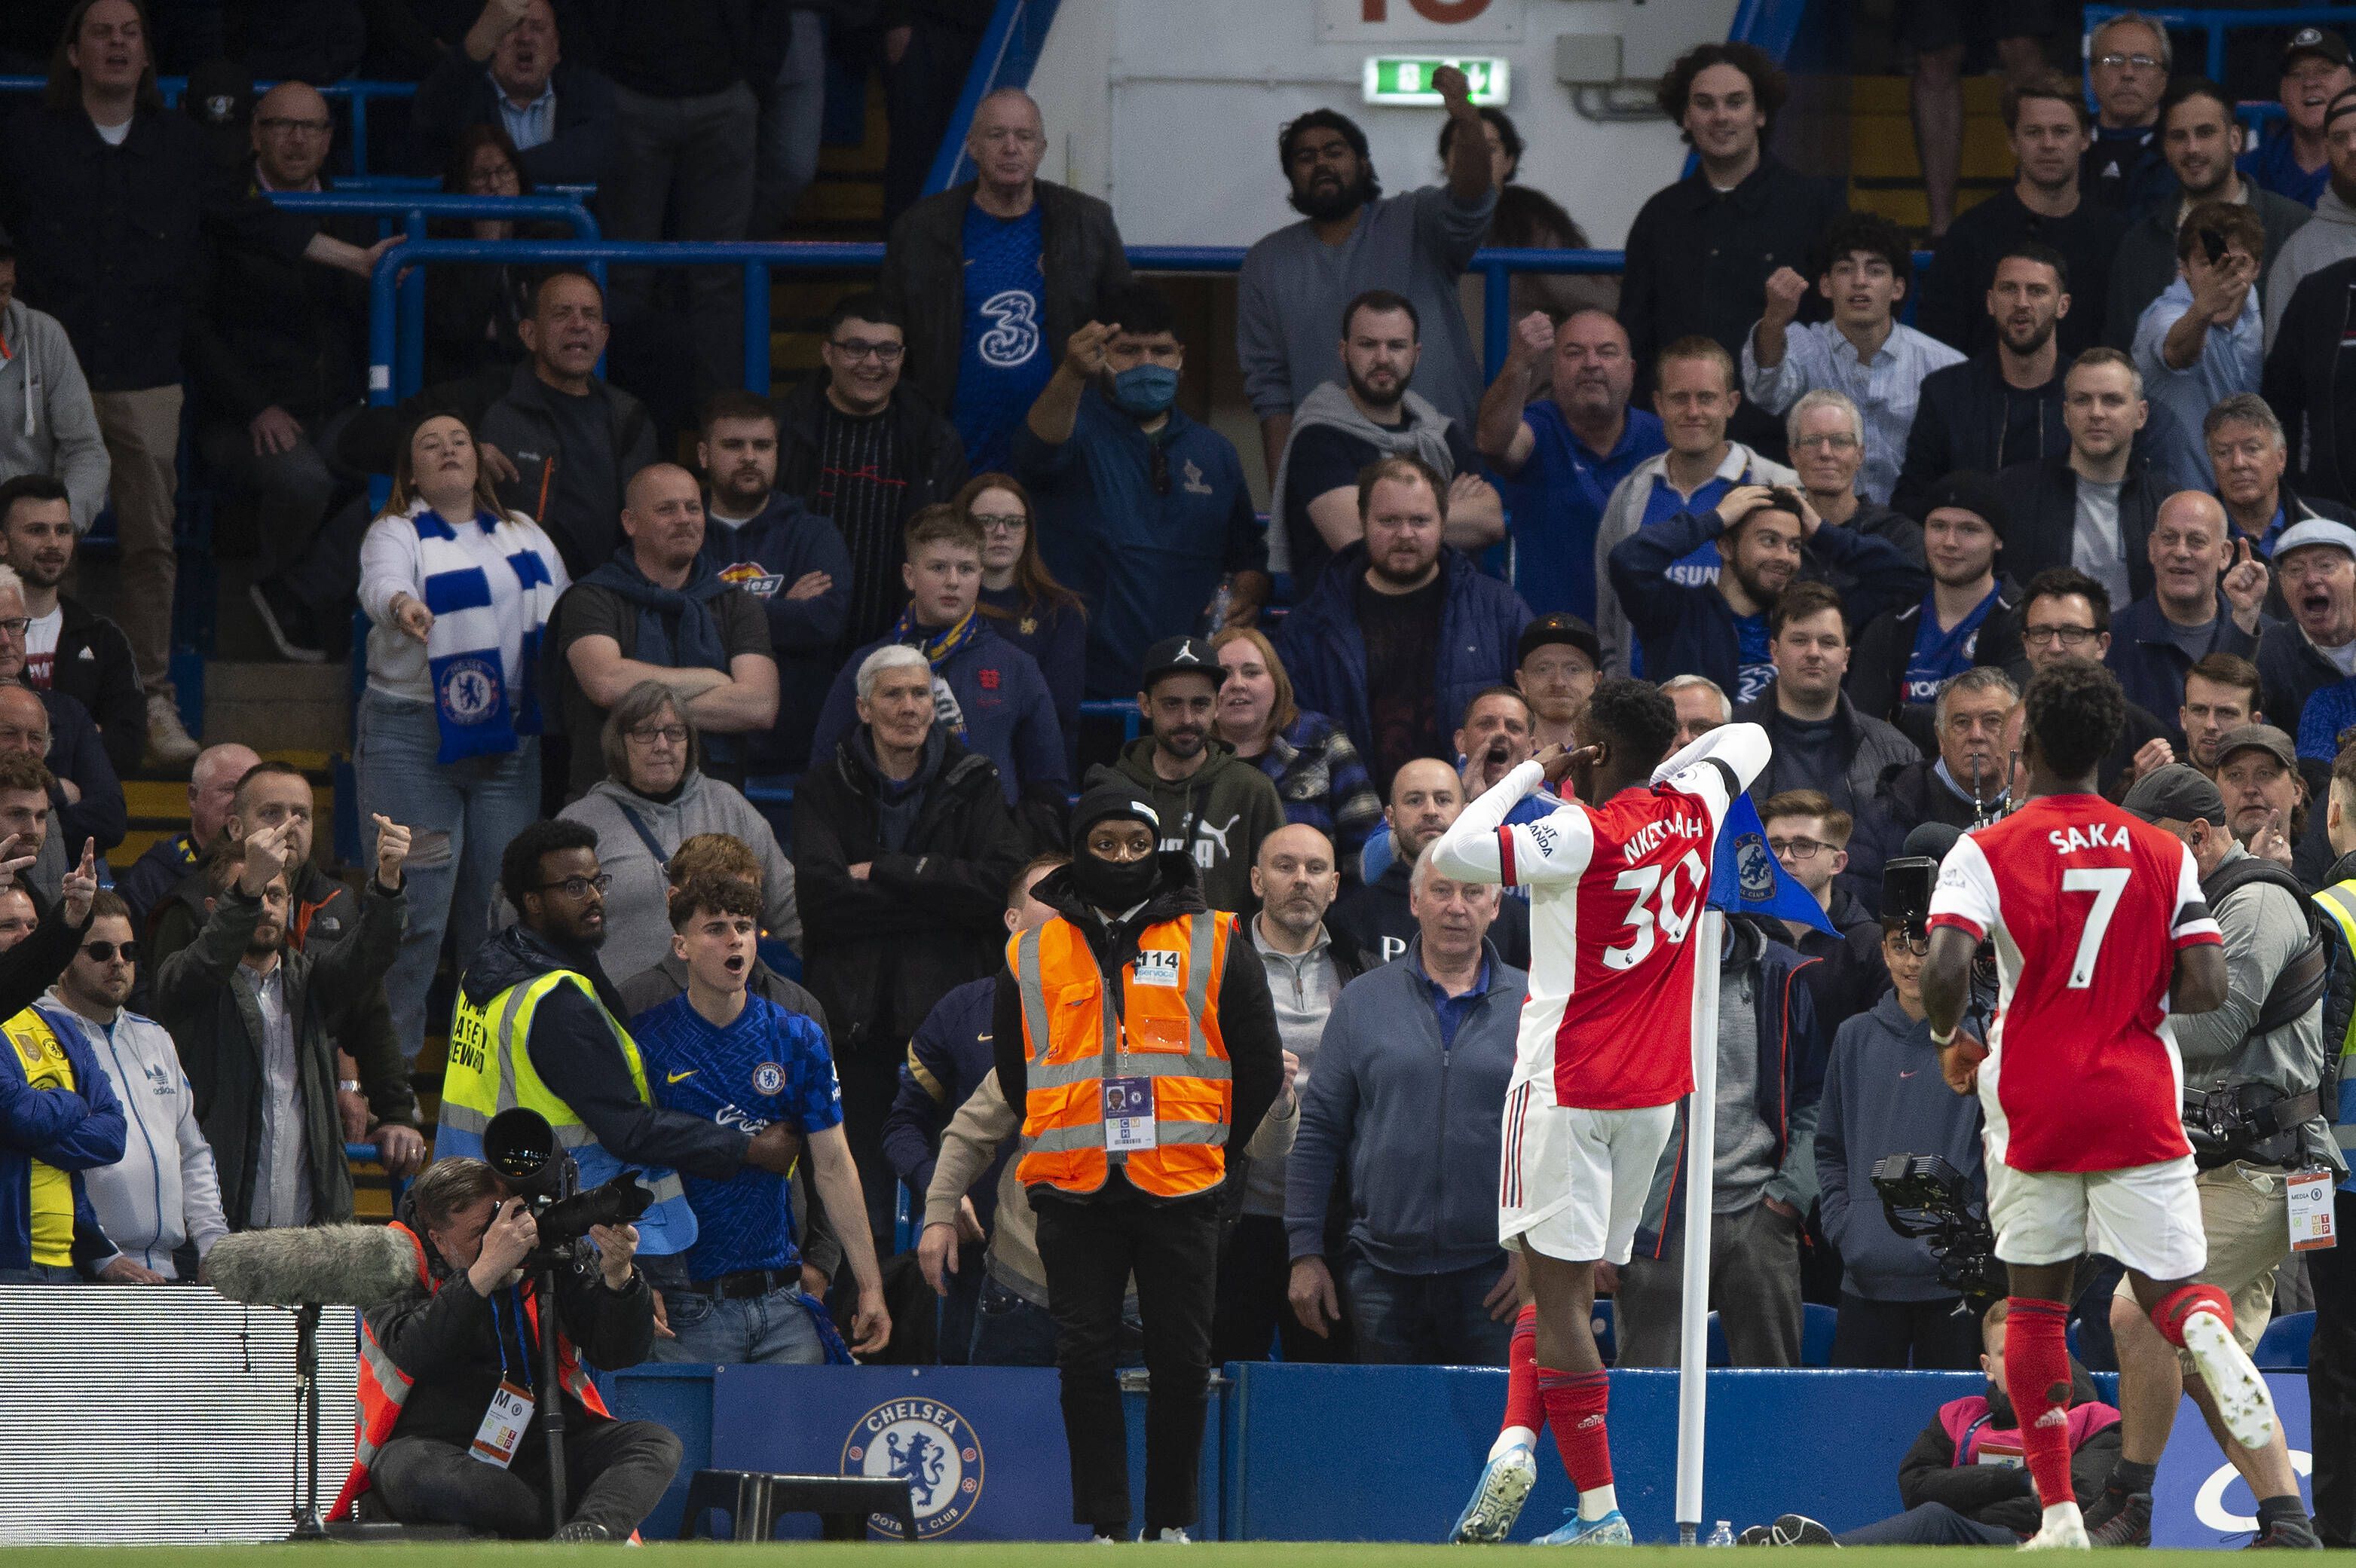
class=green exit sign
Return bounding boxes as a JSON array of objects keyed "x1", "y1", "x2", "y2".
[{"x1": 1361, "y1": 56, "x2": 1510, "y2": 107}]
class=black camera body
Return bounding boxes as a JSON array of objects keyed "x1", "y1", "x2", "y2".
[
  {"x1": 1870, "y1": 1152, "x2": 2003, "y2": 1303},
  {"x1": 481, "y1": 1107, "x2": 653, "y2": 1270}
]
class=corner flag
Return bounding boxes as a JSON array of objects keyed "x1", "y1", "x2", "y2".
[{"x1": 1706, "y1": 791, "x2": 1836, "y2": 936}]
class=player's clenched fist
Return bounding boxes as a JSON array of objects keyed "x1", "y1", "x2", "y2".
[{"x1": 1939, "y1": 1032, "x2": 1987, "y2": 1096}]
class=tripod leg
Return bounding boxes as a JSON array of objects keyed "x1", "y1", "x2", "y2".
[
  {"x1": 292, "y1": 1304, "x2": 326, "y2": 1539},
  {"x1": 538, "y1": 1268, "x2": 568, "y2": 1534}
]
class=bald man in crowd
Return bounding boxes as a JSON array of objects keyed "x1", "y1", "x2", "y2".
[
  {"x1": 2106, "y1": 490, "x2": 2271, "y2": 727},
  {"x1": 552, "y1": 463, "x2": 779, "y2": 797},
  {"x1": 118, "y1": 743, "x2": 260, "y2": 928},
  {"x1": 1331, "y1": 756, "x2": 1531, "y2": 968}
]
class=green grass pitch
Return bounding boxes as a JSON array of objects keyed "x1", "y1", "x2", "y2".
[{"x1": 0, "y1": 1548, "x2": 2248, "y2": 1565}]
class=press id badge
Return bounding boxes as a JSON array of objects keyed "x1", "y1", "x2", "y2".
[
  {"x1": 470, "y1": 1379, "x2": 535, "y2": 1468},
  {"x1": 1104, "y1": 1076, "x2": 1156, "y2": 1151},
  {"x1": 1134, "y1": 950, "x2": 1183, "y2": 988},
  {"x1": 2290, "y1": 1169, "x2": 2338, "y2": 1252}
]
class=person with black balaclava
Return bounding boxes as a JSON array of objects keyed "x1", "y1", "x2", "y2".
[{"x1": 991, "y1": 781, "x2": 1284, "y2": 1543}]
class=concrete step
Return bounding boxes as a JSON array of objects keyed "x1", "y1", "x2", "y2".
[
  {"x1": 202, "y1": 663, "x2": 350, "y2": 754},
  {"x1": 1847, "y1": 74, "x2": 2017, "y2": 233}
]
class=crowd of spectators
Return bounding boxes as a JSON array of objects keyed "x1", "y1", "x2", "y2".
[{"x1": 11, "y1": 8, "x2": 2356, "y2": 1535}]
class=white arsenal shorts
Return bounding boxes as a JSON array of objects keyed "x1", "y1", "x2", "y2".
[
  {"x1": 1986, "y1": 1154, "x2": 2208, "y2": 1282},
  {"x1": 1498, "y1": 1073, "x2": 1677, "y2": 1265}
]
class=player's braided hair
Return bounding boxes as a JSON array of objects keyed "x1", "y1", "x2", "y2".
[
  {"x1": 2021, "y1": 656, "x2": 2124, "y2": 781},
  {"x1": 1584, "y1": 677, "x2": 1678, "y2": 774}
]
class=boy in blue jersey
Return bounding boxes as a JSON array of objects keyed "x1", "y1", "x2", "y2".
[{"x1": 635, "y1": 877, "x2": 889, "y2": 1363}]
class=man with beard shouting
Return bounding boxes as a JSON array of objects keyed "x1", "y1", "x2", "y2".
[{"x1": 1240, "y1": 69, "x2": 1497, "y2": 486}]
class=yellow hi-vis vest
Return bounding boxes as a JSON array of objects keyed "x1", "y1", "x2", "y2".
[
  {"x1": 1011, "y1": 910, "x2": 1235, "y2": 1197},
  {"x1": 2312, "y1": 881, "x2": 2356, "y2": 1169},
  {"x1": 439, "y1": 969, "x2": 696, "y2": 1254}
]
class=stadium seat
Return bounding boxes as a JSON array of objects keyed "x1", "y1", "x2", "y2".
[
  {"x1": 679, "y1": 1469, "x2": 917, "y2": 1542},
  {"x1": 2256, "y1": 1311, "x2": 2315, "y2": 1371},
  {"x1": 1801, "y1": 1303, "x2": 1837, "y2": 1368}
]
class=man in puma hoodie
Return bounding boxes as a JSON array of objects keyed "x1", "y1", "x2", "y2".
[{"x1": 1103, "y1": 637, "x2": 1284, "y2": 915}]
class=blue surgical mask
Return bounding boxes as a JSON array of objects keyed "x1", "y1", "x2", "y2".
[{"x1": 1112, "y1": 362, "x2": 1180, "y2": 417}]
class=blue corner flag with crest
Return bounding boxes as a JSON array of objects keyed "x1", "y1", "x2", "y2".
[{"x1": 1709, "y1": 792, "x2": 1837, "y2": 936}]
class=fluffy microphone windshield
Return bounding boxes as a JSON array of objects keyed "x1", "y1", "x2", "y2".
[{"x1": 209, "y1": 1224, "x2": 427, "y2": 1309}]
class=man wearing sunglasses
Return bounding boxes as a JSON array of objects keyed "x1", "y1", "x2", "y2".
[
  {"x1": 440, "y1": 819, "x2": 806, "y2": 1265},
  {"x1": 54, "y1": 888, "x2": 226, "y2": 1282}
]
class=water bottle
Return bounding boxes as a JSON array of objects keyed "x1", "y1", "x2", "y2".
[{"x1": 1706, "y1": 1521, "x2": 1736, "y2": 1548}]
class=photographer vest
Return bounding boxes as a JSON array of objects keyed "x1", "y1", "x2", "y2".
[
  {"x1": 326, "y1": 1221, "x2": 611, "y2": 1523},
  {"x1": 2184, "y1": 856, "x2": 2331, "y2": 1170},
  {"x1": 440, "y1": 968, "x2": 697, "y2": 1255},
  {"x1": 2312, "y1": 877, "x2": 2356, "y2": 1167}
]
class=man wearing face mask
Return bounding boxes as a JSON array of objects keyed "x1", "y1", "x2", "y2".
[
  {"x1": 993, "y1": 781, "x2": 1284, "y2": 1542},
  {"x1": 1015, "y1": 283, "x2": 1271, "y2": 701}
]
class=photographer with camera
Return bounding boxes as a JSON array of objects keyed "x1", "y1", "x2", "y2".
[
  {"x1": 2087, "y1": 763, "x2": 2333, "y2": 1546},
  {"x1": 342, "y1": 1156, "x2": 680, "y2": 1541},
  {"x1": 441, "y1": 821, "x2": 807, "y2": 1261}
]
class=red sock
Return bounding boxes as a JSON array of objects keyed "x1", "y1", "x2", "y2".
[
  {"x1": 1537, "y1": 1367, "x2": 1612, "y2": 1491},
  {"x1": 1504, "y1": 1305, "x2": 1543, "y2": 1436},
  {"x1": 2003, "y1": 1297, "x2": 2077, "y2": 1511},
  {"x1": 2149, "y1": 1283, "x2": 2235, "y2": 1349}
]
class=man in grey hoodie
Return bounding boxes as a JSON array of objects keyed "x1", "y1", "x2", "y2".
[
  {"x1": 0, "y1": 239, "x2": 107, "y2": 533},
  {"x1": 1816, "y1": 917, "x2": 1986, "y2": 1369},
  {"x1": 2265, "y1": 87, "x2": 2356, "y2": 353}
]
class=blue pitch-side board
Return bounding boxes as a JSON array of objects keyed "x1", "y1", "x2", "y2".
[{"x1": 606, "y1": 1362, "x2": 2310, "y2": 1547}]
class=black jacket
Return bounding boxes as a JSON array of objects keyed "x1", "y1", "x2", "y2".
[
  {"x1": 1994, "y1": 454, "x2": 2166, "y2": 604},
  {"x1": 366, "y1": 1236, "x2": 655, "y2": 1453},
  {"x1": 1892, "y1": 356, "x2": 2068, "y2": 521},
  {"x1": 792, "y1": 729, "x2": 1024, "y2": 1065},
  {"x1": 1847, "y1": 583, "x2": 2024, "y2": 742},
  {"x1": 0, "y1": 102, "x2": 319, "y2": 393},
  {"x1": 990, "y1": 854, "x2": 1286, "y2": 1206},
  {"x1": 187, "y1": 164, "x2": 372, "y2": 426},
  {"x1": 875, "y1": 179, "x2": 1131, "y2": 417},
  {"x1": 1790, "y1": 882, "x2": 1889, "y2": 1029},
  {"x1": 2257, "y1": 618, "x2": 2351, "y2": 753},
  {"x1": 1912, "y1": 187, "x2": 2128, "y2": 364},
  {"x1": 408, "y1": 53, "x2": 619, "y2": 188},
  {"x1": 1804, "y1": 501, "x2": 1926, "y2": 631},
  {"x1": 1896, "y1": 1371, "x2": 2120, "y2": 1532},
  {"x1": 44, "y1": 594, "x2": 145, "y2": 779},
  {"x1": 1617, "y1": 156, "x2": 1846, "y2": 450},
  {"x1": 151, "y1": 875, "x2": 404, "y2": 1228},
  {"x1": 1875, "y1": 755, "x2": 2009, "y2": 843},
  {"x1": 38, "y1": 686, "x2": 124, "y2": 863},
  {"x1": 770, "y1": 373, "x2": 967, "y2": 542},
  {"x1": 2262, "y1": 255, "x2": 2356, "y2": 507},
  {"x1": 459, "y1": 924, "x2": 752, "y2": 1180}
]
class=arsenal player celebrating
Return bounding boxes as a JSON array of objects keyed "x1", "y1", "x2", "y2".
[
  {"x1": 1431, "y1": 679, "x2": 1768, "y2": 1545},
  {"x1": 1923, "y1": 657, "x2": 2270, "y2": 1551}
]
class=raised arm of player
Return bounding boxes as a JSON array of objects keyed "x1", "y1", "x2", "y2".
[
  {"x1": 1649, "y1": 720, "x2": 1773, "y2": 818},
  {"x1": 2165, "y1": 839, "x2": 2229, "y2": 1014},
  {"x1": 1428, "y1": 757, "x2": 1557, "y2": 885}
]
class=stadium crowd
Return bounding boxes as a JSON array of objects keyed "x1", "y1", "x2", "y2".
[{"x1": 12, "y1": 0, "x2": 2356, "y2": 1545}]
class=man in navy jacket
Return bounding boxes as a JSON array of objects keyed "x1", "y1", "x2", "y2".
[
  {"x1": 695, "y1": 391, "x2": 852, "y2": 774},
  {"x1": 2104, "y1": 491, "x2": 2269, "y2": 737}
]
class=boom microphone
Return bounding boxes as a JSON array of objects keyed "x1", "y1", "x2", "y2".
[
  {"x1": 209, "y1": 1224, "x2": 427, "y2": 1309},
  {"x1": 1902, "y1": 821, "x2": 1963, "y2": 863}
]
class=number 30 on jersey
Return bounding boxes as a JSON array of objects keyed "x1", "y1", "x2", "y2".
[{"x1": 1602, "y1": 849, "x2": 1709, "y2": 970}]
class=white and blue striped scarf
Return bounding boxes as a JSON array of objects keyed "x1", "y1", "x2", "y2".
[{"x1": 408, "y1": 500, "x2": 563, "y2": 763}]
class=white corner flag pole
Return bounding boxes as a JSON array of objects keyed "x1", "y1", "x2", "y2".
[{"x1": 1675, "y1": 907, "x2": 1724, "y2": 1546}]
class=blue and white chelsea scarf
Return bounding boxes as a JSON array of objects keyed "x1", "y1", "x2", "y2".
[{"x1": 408, "y1": 499, "x2": 562, "y2": 764}]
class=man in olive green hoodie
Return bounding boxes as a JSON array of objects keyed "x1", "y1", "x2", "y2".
[{"x1": 1104, "y1": 636, "x2": 1285, "y2": 913}]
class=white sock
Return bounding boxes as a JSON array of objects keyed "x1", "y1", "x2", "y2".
[
  {"x1": 2042, "y1": 1500, "x2": 2082, "y2": 1530},
  {"x1": 1489, "y1": 1424, "x2": 1538, "y2": 1463},
  {"x1": 1579, "y1": 1484, "x2": 1618, "y2": 1521}
]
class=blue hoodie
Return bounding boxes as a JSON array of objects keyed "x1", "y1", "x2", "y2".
[
  {"x1": 0, "y1": 1001, "x2": 126, "y2": 1273},
  {"x1": 696, "y1": 490, "x2": 854, "y2": 773},
  {"x1": 807, "y1": 618, "x2": 1068, "y2": 808}
]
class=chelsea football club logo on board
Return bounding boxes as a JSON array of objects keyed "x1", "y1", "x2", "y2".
[
  {"x1": 842, "y1": 1398, "x2": 982, "y2": 1538},
  {"x1": 436, "y1": 656, "x2": 502, "y2": 726}
]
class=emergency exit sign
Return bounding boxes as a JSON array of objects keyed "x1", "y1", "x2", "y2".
[{"x1": 1361, "y1": 56, "x2": 1510, "y2": 106}]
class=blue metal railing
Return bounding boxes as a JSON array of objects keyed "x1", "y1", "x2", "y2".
[
  {"x1": 0, "y1": 75, "x2": 417, "y2": 177},
  {"x1": 922, "y1": 0, "x2": 1066, "y2": 196},
  {"x1": 337, "y1": 174, "x2": 599, "y2": 202},
  {"x1": 344, "y1": 1142, "x2": 412, "y2": 1211}
]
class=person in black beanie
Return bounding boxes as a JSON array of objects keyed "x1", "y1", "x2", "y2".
[
  {"x1": 990, "y1": 781, "x2": 1284, "y2": 1542},
  {"x1": 1847, "y1": 469, "x2": 2024, "y2": 744}
]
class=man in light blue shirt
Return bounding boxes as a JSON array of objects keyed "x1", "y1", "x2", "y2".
[
  {"x1": 1742, "y1": 210, "x2": 1963, "y2": 506},
  {"x1": 2132, "y1": 201, "x2": 2264, "y2": 488}
]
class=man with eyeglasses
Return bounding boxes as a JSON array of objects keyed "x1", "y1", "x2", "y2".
[
  {"x1": 772, "y1": 291, "x2": 968, "y2": 655},
  {"x1": 1018, "y1": 282, "x2": 1269, "y2": 697},
  {"x1": 55, "y1": 888, "x2": 225, "y2": 1282},
  {"x1": 1874, "y1": 667, "x2": 2021, "y2": 844},
  {"x1": 2079, "y1": 11, "x2": 2174, "y2": 217},
  {"x1": 442, "y1": 818, "x2": 809, "y2": 1267},
  {"x1": 1743, "y1": 211, "x2": 1963, "y2": 508},
  {"x1": 1784, "y1": 390, "x2": 1926, "y2": 631},
  {"x1": 693, "y1": 389, "x2": 849, "y2": 775},
  {"x1": 2011, "y1": 566, "x2": 2177, "y2": 794},
  {"x1": 1758, "y1": 788, "x2": 1880, "y2": 977},
  {"x1": 1996, "y1": 350, "x2": 2168, "y2": 616},
  {"x1": 410, "y1": 0, "x2": 617, "y2": 188},
  {"x1": 877, "y1": 87, "x2": 1131, "y2": 476}
]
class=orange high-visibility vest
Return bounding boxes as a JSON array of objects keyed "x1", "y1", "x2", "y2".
[
  {"x1": 327, "y1": 1224, "x2": 614, "y2": 1522},
  {"x1": 1011, "y1": 910, "x2": 1236, "y2": 1197}
]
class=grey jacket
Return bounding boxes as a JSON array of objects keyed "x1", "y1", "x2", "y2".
[
  {"x1": 1592, "y1": 442, "x2": 1798, "y2": 678},
  {"x1": 0, "y1": 298, "x2": 109, "y2": 532},
  {"x1": 1285, "y1": 936, "x2": 1524, "y2": 1275},
  {"x1": 2267, "y1": 187, "x2": 2356, "y2": 356},
  {"x1": 2177, "y1": 842, "x2": 2341, "y2": 1175},
  {"x1": 1815, "y1": 991, "x2": 1986, "y2": 1302}
]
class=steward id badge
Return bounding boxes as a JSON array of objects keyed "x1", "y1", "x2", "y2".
[
  {"x1": 2290, "y1": 1169, "x2": 2338, "y2": 1252},
  {"x1": 1134, "y1": 950, "x2": 1183, "y2": 987},
  {"x1": 1104, "y1": 1076, "x2": 1156, "y2": 1151},
  {"x1": 470, "y1": 1379, "x2": 535, "y2": 1468}
]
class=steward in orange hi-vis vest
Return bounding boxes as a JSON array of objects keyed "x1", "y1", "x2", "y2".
[{"x1": 988, "y1": 778, "x2": 1284, "y2": 1539}]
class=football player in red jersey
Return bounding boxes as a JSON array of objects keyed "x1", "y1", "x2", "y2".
[
  {"x1": 1923, "y1": 658, "x2": 2265, "y2": 1550},
  {"x1": 1431, "y1": 678, "x2": 1769, "y2": 1544}
]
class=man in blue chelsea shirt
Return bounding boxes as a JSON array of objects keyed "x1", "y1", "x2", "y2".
[{"x1": 635, "y1": 878, "x2": 889, "y2": 1365}]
